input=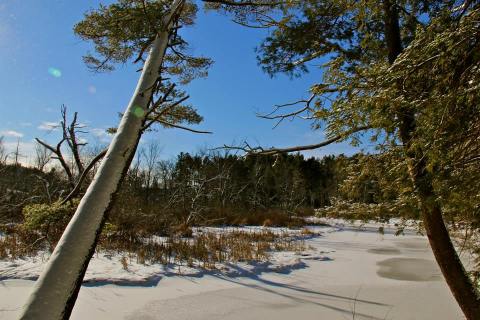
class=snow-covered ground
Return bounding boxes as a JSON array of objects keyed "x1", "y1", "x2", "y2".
[{"x1": 0, "y1": 221, "x2": 465, "y2": 319}]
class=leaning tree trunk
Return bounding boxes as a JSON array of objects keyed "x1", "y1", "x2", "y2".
[
  {"x1": 18, "y1": 1, "x2": 185, "y2": 319},
  {"x1": 398, "y1": 113, "x2": 480, "y2": 320},
  {"x1": 383, "y1": 1, "x2": 480, "y2": 319}
]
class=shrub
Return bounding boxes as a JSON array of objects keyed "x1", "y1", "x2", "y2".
[
  {"x1": 23, "y1": 200, "x2": 79, "y2": 245},
  {"x1": 228, "y1": 209, "x2": 305, "y2": 228},
  {"x1": 295, "y1": 207, "x2": 315, "y2": 217}
]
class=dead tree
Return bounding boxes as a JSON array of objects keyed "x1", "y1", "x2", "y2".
[
  {"x1": 34, "y1": 142, "x2": 52, "y2": 172},
  {"x1": 0, "y1": 136, "x2": 7, "y2": 165},
  {"x1": 60, "y1": 105, "x2": 87, "y2": 175},
  {"x1": 36, "y1": 108, "x2": 109, "y2": 195}
]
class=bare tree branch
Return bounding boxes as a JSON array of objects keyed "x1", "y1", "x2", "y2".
[
  {"x1": 156, "y1": 119, "x2": 213, "y2": 134},
  {"x1": 291, "y1": 51, "x2": 323, "y2": 67},
  {"x1": 203, "y1": 0, "x2": 286, "y2": 7},
  {"x1": 142, "y1": 95, "x2": 190, "y2": 131},
  {"x1": 61, "y1": 106, "x2": 86, "y2": 174},
  {"x1": 35, "y1": 137, "x2": 75, "y2": 187},
  {"x1": 257, "y1": 94, "x2": 316, "y2": 128},
  {"x1": 221, "y1": 125, "x2": 372, "y2": 156},
  {"x1": 134, "y1": 36, "x2": 155, "y2": 63},
  {"x1": 60, "y1": 149, "x2": 108, "y2": 205}
]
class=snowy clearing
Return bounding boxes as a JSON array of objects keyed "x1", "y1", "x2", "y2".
[{"x1": 0, "y1": 221, "x2": 464, "y2": 319}]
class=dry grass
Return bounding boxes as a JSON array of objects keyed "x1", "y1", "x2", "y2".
[
  {"x1": 300, "y1": 227, "x2": 315, "y2": 235},
  {"x1": 170, "y1": 223, "x2": 193, "y2": 238},
  {"x1": 120, "y1": 256, "x2": 129, "y2": 271},
  {"x1": 1, "y1": 220, "x2": 310, "y2": 271},
  {"x1": 0, "y1": 224, "x2": 45, "y2": 259},
  {"x1": 98, "y1": 229, "x2": 306, "y2": 270}
]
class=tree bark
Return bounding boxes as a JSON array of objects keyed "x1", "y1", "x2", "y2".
[
  {"x1": 18, "y1": 1, "x2": 185, "y2": 319},
  {"x1": 383, "y1": 1, "x2": 480, "y2": 319}
]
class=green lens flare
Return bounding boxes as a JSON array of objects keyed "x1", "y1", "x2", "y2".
[
  {"x1": 48, "y1": 67, "x2": 62, "y2": 78},
  {"x1": 132, "y1": 106, "x2": 144, "y2": 118}
]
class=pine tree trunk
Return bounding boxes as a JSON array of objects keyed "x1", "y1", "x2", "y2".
[
  {"x1": 419, "y1": 182, "x2": 480, "y2": 319},
  {"x1": 383, "y1": 1, "x2": 480, "y2": 319},
  {"x1": 18, "y1": 1, "x2": 185, "y2": 319},
  {"x1": 398, "y1": 113, "x2": 480, "y2": 320}
]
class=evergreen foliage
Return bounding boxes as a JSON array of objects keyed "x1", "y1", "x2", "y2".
[
  {"x1": 205, "y1": 0, "x2": 480, "y2": 316},
  {"x1": 74, "y1": 0, "x2": 211, "y2": 130}
]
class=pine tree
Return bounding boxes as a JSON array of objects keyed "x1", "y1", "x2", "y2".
[
  {"x1": 204, "y1": 0, "x2": 480, "y2": 318},
  {"x1": 19, "y1": 1, "x2": 211, "y2": 318}
]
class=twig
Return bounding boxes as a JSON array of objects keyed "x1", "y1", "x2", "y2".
[{"x1": 257, "y1": 94, "x2": 316, "y2": 128}]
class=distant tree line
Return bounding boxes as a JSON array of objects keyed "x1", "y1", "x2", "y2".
[
  {"x1": 0, "y1": 132, "x2": 347, "y2": 232},
  {"x1": 111, "y1": 148, "x2": 345, "y2": 232}
]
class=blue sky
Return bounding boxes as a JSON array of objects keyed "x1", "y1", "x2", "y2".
[{"x1": 0, "y1": 0, "x2": 357, "y2": 164}]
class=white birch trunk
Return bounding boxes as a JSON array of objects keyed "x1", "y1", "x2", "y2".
[{"x1": 19, "y1": 1, "x2": 184, "y2": 319}]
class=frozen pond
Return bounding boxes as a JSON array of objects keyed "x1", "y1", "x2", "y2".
[{"x1": 0, "y1": 223, "x2": 464, "y2": 319}]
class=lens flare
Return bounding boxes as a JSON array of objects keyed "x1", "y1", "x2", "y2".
[
  {"x1": 48, "y1": 67, "x2": 62, "y2": 78},
  {"x1": 132, "y1": 106, "x2": 144, "y2": 118}
]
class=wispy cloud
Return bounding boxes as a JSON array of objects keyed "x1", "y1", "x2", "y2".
[
  {"x1": 1, "y1": 130, "x2": 24, "y2": 138},
  {"x1": 91, "y1": 128, "x2": 107, "y2": 137},
  {"x1": 38, "y1": 121, "x2": 59, "y2": 131},
  {"x1": 90, "y1": 128, "x2": 112, "y2": 143},
  {"x1": 78, "y1": 137, "x2": 88, "y2": 144}
]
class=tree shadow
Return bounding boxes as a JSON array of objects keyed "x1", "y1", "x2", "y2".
[
  {"x1": 81, "y1": 256, "x2": 322, "y2": 287},
  {"x1": 210, "y1": 264, "x2": 391, "y2": 320},
  {"x1": 82, "y1": 256, "x2": 390, "y2": 319}
]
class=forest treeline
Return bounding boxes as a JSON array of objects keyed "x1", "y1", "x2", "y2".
[
  {"x1": 0, "y1": 136, "x2": 410, "y2": 231},
  {"x1": 0, "y1": 137, "x2": 347, "y2": 232},
  {"x1": 2, "y1": 135, "x2": 477, "y2": 236},
  {"x1": 2, "y1": 131, "x2": 478, "y2": 248},
  {"x1": 111, "y1": 151, "x2": 342, "y2": 231}
]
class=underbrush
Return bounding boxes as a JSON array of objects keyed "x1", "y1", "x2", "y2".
[
  {"x1": 1, "y1": 224, "x2": 307, "y2": 270},
  {"x1": 104, "y1": 207, "x2": 310, "y2": 238},
  {"x1": 220, "y1": 209, "x2": 308, "y2": 228},
  {"x1": 1, "y1": 201, "x2": 311, "y2": 269}
]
